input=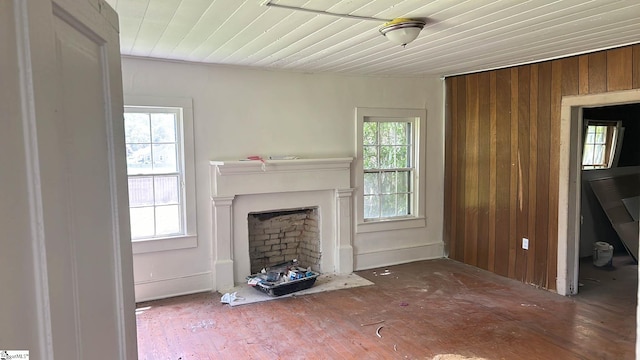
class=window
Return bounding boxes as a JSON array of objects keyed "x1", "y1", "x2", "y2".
[
  {"x1": 363, "y1": 121, "x2": 413, "y2": 219},
  {"x1": 123, "y1": 96, "x2": 196, "y2": 253},
  {"x1": 125, "y1": 107, "x2": 183, "y2": 238},
  {"x1": 582, "y1": 120, "x2": 620, "y2": 170},
  {"x1": 356, "y1": 108, "x2": 426, "y2": 232}
]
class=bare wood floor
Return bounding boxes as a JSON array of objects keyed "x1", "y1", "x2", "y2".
[{"x1": 136, "y1": 257, "x2": 636, "y2": 359}]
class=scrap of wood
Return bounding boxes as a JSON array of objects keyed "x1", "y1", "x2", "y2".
[{"x1": 360, "y1": 320, "x2": 385, "y2": 327}]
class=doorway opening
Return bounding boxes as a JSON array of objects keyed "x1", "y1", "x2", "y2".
[{"x1": 558, "y1": 89, "x2": 640, "y2": 297}]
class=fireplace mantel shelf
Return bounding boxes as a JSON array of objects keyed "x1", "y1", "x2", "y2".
[
  {"x1": 210, "y1": 157, "x2": 353, "y2": 175},
  {"x1": 209, "y1": 157, "x2": 353, "y2": 197}
]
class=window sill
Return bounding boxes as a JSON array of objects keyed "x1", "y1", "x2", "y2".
[
  {"x1": 356, "y1": 216, "x2": 426, "y2": 233},
  {"x1": 132, "y1": 234, "x2": 197, "y2": 254}
]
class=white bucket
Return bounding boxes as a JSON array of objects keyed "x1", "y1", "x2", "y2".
[{"x1": 593, "y1": 241, "x2": 614, "y2": 267}]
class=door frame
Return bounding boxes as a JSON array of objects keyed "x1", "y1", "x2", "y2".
[{"x1": 557, "y1": 88, "x2": 640, "y2": 295}]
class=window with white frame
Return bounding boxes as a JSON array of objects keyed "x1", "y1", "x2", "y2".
[
  {"x1": 363, "y1": 121, "x2": 413, "y2": 219},
  {"x1": 582, "y1": 120, "x2": 620, "y2": 170},
  {"x1": 125, "y1": 106, "x2": 184, "y2": 238},
  {"x1": 356, "y1": 108, "x2": 426, "y2": 232},
  {"x1": 123, "y1": 97, "x2": 197, "y2": 253}
]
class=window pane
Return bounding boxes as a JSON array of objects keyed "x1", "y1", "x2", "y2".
[
  {"x1": 130, "y1": 207, "x2": 155, "y2": 239},
  {"x1": 397, "y1": 194, "x2": 409, "y2": 216},
  {"x1": 124, "y1": 113, "x2": 150, "y2": 143},
  {"x1": 396, "y1": 123, "x2": 410, "y2": 145},
  {"x1": 381, "y1": 171, "x2": 396, "y2": 194},
  {"x1": 151, "y1": 113, "x2": 177, "y2": 143},
  {"x1": 363, "y1": 145, "x2": 378, "y2": 169},
  {"x1": 154, "y1": 176, "x2": 179, "y2": 205},
  {"x1": 379, "y1": 145, "x2": 395, "y2": 169},
  {"x1": 364, "y1": 195, "x2": 379, "y2": 219},
  {"x1": 363, "y1": 122, "x2": 377, "y2": 145},
  {"x1": 593, "y1": 145, "x2": 605, "y2": 165},
  {"x1": 156, "y1": 205, "x2": 180, "y2": 235},
  {"x1": 128, "y1": 177, "x2": 154, "y2": 206},
  {"x1": 126, "y1": 144, "x2": 152, "y2": 174},
  {"x1": 364, "y1": 172, "x2": 379, "y2": 195},
  {"x1": 397, "y1": 171, "x2": 409, "y2": 192},
  {"x1": 585, "y1": 131, "x2": 595, "y2": 143},
  {"x1": 583, "y1": 144, "x2": 594, "y2": 165},
  {"x1": 394, "y1": 145, "x2": 409, "y2": 167},
  {"x1": 152, "y1": 144, "x2": 177, "y2": 173},
  {"x1": 380, "y1": 194, "x2": 397, "y2": 218},
  {"x1": 379, "y1": 122, "x2": 395, "y2": 145},
  {"x1": 594, "y1": 126, "x2": 606, "y2": 143}
]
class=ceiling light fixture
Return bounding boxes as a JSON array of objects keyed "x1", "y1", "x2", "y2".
[
  {"x1": 379, "y1": 18, "x2": 426, "y2": 47},
  {"x1": 260, "y1": 0, "x2": 426, "y2": 47}
]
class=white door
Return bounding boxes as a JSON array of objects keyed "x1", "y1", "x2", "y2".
[{"x1": 1, "y1": 0, "x2": 136, "y2": 359}]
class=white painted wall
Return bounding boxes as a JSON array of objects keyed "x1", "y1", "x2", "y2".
[{"x1": 121, "y1": 57, "x2": 445, "y2": 300}]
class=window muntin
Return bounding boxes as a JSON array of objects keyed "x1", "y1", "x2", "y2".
[
  {"x1": 124, "y1": 107, "x2": 185, "y2": 239},
  {"x1": 363, "y1": 120, "x2": 414, "y2": 220},
  {"x1": 582, "y1": 120, "x2": 620, "y2": 170}
]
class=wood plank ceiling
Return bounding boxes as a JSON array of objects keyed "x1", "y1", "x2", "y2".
[{"x1": 104, "y1": 0, "x2": 640, "y2": 76}]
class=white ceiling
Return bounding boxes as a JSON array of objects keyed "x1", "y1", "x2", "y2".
[{"x1": 104, "y1": 0, "x2": 640, "y2": 77}]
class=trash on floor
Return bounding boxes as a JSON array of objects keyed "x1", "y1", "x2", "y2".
[
  {"x1": 220, "y1": 292, "x2": 243, "y2": 304},
  {"x1": 361, "y1": 320, "x2": 385, "y2": 327},
  {"x1": 245, "y1": 259, "x2": 319, "y2": 297}
]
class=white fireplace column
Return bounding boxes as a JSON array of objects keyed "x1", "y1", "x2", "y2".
[
  {"x1": 336, "y1": 188, "x2": 354, "y2": 274},
  {"x1": 211, "y1": 195, "x2": 235, "y2": 291}
]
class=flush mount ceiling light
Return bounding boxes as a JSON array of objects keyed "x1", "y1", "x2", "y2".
[
  {"x1": 261, "y1": 0, "x2": 426, "y2": 47},
  {"x1": 379, "y1": 18, "x2": 426, "y2": 47}
]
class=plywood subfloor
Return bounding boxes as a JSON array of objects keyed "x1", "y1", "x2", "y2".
[{"x1": 136, "y1": 258, "x2": 636, "y2": 359}]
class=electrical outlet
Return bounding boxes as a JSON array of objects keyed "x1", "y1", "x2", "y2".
[{"x1": 522, "y1": 238, "x2": 529, "y2": 250}]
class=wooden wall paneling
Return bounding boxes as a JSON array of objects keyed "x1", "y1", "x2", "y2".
[
  {"x1": 534, "y1": 61, "x2": 552, "y2": 287},
  {"x1": 515, "y1": 66, "x2": 531, "y2": 282},
  {"x1": 464, "y1": 75, "x2": 480, "y2": 266},
  {"x1": 578, "y1": 55, "x2": 589, "y2": 95},
  {"x1": 494, "y1": 68, "x2": 512, "y2": 277},
  {"x1": 508, "y1": 68, "x2": 519, "y2": 278},
  {"x1": 444, "y1": 45, "x2": 639, "y2": 290},
  {"x1": 588, "y1": 52, "x2": 607, "y2": 93},
  {"x1": 546, "y1": 60, "x2": 563, "y2": 290},
  {"x1": 488, "y1": 72, "x2": 497, "y2": 272},
  {"x1": 526, "y1": 64, "x2": 539, "y2": 285},
  {"x1": 444, "y1": 78, "x2": 454, "y2": 258},
  {"x1": 476, "y1": 72, "x2": 492, "y2": 270},
  {"x1": 633, "y1": 45, "x2": 640, "y2": 89},
  {"x1": 455, "y1": 79, "x2": 468, "y2": 262},
  {"x1": 606, "y1": 47, "x2": 633, "y2": 91},
  {"x1": 562, "y1": 57, "x2": 580, "y2": 97},
  {"x1": 449, "y1": 78, "x2": 459, "y2": 260}
]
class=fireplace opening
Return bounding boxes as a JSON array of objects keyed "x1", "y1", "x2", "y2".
[{"x1": 248, "y1": 207, "x2": 321, "y2": 274}]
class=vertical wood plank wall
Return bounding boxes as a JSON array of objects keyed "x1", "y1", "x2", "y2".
[{"x1": 444, "y1": 44, "x2": 640, "y2": 290}]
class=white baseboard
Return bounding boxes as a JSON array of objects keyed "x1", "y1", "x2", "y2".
[
  {"x1": 134, "y1": 271, "x2": 212, "y2": 303},
  {"x1": 354, "y1": 242, "x2": 444, "y2": 271}
]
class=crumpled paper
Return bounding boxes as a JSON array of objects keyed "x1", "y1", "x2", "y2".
[{"x1": 220, "y1": 291, "x2": 243, "y2": 304}]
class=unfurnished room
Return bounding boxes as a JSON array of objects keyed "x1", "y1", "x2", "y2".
[{"x1": 2, "y1": 1, "x2": 640, "y2": 359}]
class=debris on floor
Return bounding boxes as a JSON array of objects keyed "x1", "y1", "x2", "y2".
[
  {"x1": 245, "y1": 259, "x2": 319, "y2": 296},
  {"x1": 220, "y1": 292, "x2": 243, "y2": 304},
  {"x1": 360, "y1": 319, "x2": 385, "y2": 327},
  {"x1": 376, "y1": 325, "x2": 384, "y2": 338}
]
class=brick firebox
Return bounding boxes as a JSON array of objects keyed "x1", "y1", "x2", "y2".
[{"x1": 248, "y1": 208, "x2": 320, "y2": 274}]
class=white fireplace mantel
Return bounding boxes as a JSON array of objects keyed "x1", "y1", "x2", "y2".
[
  {"x1": 209, "y1": 157, "x2": 353, "y2": 197},
  {"x1": 209, "y1": 157, "x2": 354, "y2": 292}
]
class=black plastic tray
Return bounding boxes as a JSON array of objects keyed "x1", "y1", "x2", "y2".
[{"x1": 254, "y1": 272, "x2": 319, "y2": 297}]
